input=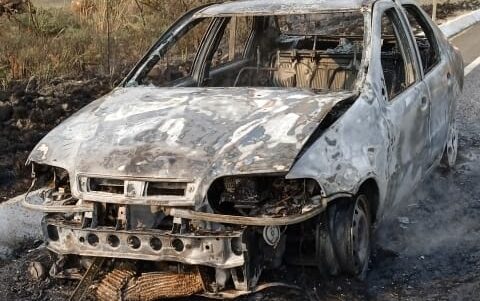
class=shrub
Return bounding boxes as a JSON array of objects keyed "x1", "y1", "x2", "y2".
[{"x1": 0, "y1": 0, "x2": 217, "y2": 87}]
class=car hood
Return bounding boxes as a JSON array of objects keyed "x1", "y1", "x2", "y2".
[{"x1": 28, "y1": 87, "x2": 354, "y2": 180}]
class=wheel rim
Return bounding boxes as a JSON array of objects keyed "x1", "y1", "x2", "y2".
[
  {"x1": 351, "y1": 196, "x2": 370, "y2": 275},
  {"x1": 446, "y1": 123, "x2": 458, "y2": 167}
]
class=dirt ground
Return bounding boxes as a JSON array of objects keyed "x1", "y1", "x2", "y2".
[{"x1": 0, "y1": 78, "x2": 112, "y2": 202}]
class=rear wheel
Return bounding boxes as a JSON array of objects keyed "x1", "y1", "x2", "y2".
[
  {"x1": 441, "y1": 120, "x2": 458, "y2": 169},
  {"x1": 316, "y1": 195, "x2": 371, "y2": 280}
]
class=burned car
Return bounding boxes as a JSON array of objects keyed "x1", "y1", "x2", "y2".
[{"x1": 24, "y1": 0, "x2": 463, "y2": 299}]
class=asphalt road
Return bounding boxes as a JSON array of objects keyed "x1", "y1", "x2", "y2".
[{"x1": 451, "y1": 22, "x2": 480, "y2": 65}]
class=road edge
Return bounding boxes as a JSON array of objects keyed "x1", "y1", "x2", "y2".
[
  {"x1": 440, "y1": 9, "x2": 480, "y2": 39},
  {"x1": 0, "y1": 192, "x2": 44, "y2": 258},
  {"x1": 465, "y1": 56, "x2": 480, "y2": 76}
]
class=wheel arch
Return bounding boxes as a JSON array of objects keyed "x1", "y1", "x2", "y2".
[
  {"x1": 323, "y1": 177, "x2": 381, "y2": 224},
  {"x1": 357, "y1": 178, "x2": 380, "y2": 223}
]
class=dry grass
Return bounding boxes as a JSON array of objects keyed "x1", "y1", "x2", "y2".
[
  {"x1": 0, "y1": 0, "x2": 217, "y2": 88},
  {"x1": 0, "y1": 0, "x2": 477, "y2": 88}
]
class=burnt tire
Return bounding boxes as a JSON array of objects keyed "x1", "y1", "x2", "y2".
[
  {"x1": 315, "y1": 211, "x2": 340, "y2": 277},
  {"x1": 316, "y1": 195, "x2": 372, "y2": 280},
  {"x1": 441, "y1": 119, "x2": 458, "y2": 169}
]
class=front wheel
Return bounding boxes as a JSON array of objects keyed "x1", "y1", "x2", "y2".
[{"x1": 316, "y1": 195, "x2": 372, "y2": 280}]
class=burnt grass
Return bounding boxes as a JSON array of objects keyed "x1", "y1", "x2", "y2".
[
  {"x1": 422, "y1": 0, "x2": 480, "y2": 19},
  {"x1": 0, "y1": 77, "x2": 112, "y2": 202}
]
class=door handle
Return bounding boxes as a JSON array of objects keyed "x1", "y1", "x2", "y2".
[
  {"x1": 421, "y1": 96, "x2": 429, "y2": 110},
  {"x1": 447, "y1": 72, "x2": 453, "y2": 88}
]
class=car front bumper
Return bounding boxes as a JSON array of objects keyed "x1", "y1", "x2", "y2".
[{"x1": 42, "y1": 219, "x2": 245, "y2": 269}]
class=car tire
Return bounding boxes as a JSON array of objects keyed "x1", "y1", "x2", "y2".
[
  {"x1": 441, "y1": 119, "x2": 458, "y2": 169},
  {"x1": 316, "y1": 195, "x2": 371, "y2": 280},
  {"x1": 316, "y1": 211, "x2": 340, "y2": 277}
]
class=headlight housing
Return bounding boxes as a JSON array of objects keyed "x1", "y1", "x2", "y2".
[
  {"x1": 30, "y1": 163, "x2": 71, "y2": 197},
  {"x1": 207, "y1": 176, "x2": 321, "y2": 217}
]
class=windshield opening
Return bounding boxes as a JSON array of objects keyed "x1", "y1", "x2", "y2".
[{"x1": 130, "y1": 11, "x2": 366, "y2": 93}]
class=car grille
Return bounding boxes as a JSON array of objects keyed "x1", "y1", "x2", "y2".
[
  {"x1": 83, "y1": 177, "x2": 189, "y2": 197},
  {"x1": 89, "y1": 178, "x2": 124, "y2": 194},
  {"x1": 145, "y1": 181, "x2": 187, "y2": 196}
]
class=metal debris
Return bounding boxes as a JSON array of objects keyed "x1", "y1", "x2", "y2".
[
  {"x1": 69, "y1": 257, "x2": 105, "y2": 301},
  {"x1": 96, "y1": 268, "x2": 205, "y2": 301},
  {"x1": 27, "y1": 261, "x2": 46, "y2": 281},
  {"x1": 95, "y1": 266, "x2": 136, "y2": 301},
  {"x1": 125, "y1": 270, "x2": 204, "y2": 300}
]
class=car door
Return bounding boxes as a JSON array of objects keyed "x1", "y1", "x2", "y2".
[
  {"x1": 373, "y1": 1, "x2": 431, "y2": 207},
  {"x1": 400, "y1": 2, "x2": 452, "y2": 165}
]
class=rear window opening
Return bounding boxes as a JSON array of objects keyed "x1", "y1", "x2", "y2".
[{"x1": 379, "y1": 8, "x2": 417, "y2": 100}]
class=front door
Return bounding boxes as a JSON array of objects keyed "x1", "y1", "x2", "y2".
[{"x1": 373, "y1": 2, "x2": 431, "y2": 206}]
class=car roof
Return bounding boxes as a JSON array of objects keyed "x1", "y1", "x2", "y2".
[{"x1": 194, "y1": 0, "x2": 375, "y2": 18}]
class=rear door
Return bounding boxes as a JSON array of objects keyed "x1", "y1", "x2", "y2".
[{"x1": 401, "y1": 3, "x2": 452, "y2": 164}]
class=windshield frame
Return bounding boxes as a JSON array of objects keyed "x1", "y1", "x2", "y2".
[{"x1": 123, "y1": 7, "x2": 372, "y2": 94}]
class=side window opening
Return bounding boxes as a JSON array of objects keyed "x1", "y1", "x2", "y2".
[
  {"x1": 211, "y1": 16, "x2": 254, "y2": 68},
  {"x1": 141, "y1": 18, "x2": 212, "y2": 87},
  {"x1": 403, "y1": 5, "x2": 440, "y2": 74},
  {"x1": 380, "y1": 8, "x2": 417, "y2": 100}
]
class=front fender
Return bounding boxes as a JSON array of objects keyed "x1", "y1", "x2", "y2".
[{"x1": 286, "y1": 91, "x2": 389, "y2": 214}]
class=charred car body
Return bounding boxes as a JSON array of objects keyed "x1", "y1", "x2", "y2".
[{"x1": 24, "y1": 0, "x2": 463, "y2": 299}]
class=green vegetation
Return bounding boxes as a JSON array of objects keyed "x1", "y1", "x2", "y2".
[{"x1": 0, "y1": 0, "x2": 216, "y2": 88}]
